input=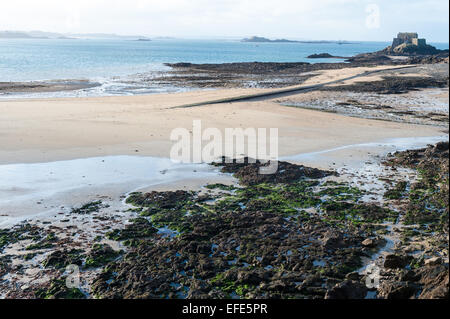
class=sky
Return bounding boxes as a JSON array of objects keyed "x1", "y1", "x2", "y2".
[{"x1": 0, "y1": 0, "x2": 448, "y2": 42}]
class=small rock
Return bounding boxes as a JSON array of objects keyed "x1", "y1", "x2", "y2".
[
  {"x1": 237, "y1": 270, "x2": 268, "y2": 284},
  {"x1": 362, "y1": 238, "x2": 375, "y2": 247},
  {"x1": 345, "y1": 272, "x2": 361, "y2": 281},
  {"x1": 266, "y1": 280, "x2": 288, "y2": 291},
  {"x1": 424, "y1": 257, "x2": 442, "y2": 267},
  {"x1": 321, "y1": 231, "x2": 345, "y2": 249},
  {"x1": 399, "y1": 269, "x2": 419, "y2": 282}
]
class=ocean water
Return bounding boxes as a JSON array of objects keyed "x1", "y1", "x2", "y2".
[{"x1": 0, "y1": 38, "x2": 448, "y2": 97}]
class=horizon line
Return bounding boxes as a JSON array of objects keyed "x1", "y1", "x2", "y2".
[{"x1": 1, "y1": 29, "x2": 449, "y2": 44}]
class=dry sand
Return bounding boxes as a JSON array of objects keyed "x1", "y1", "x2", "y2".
[{"x1": 0, "y1": 65, "x2": 445, "y2": 165}]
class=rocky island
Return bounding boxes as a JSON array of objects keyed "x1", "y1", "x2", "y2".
[
  {"x1": 347, "y1": 32, "x2": 449, "y2": 64},
  {"x1": 241, "y1": 36, "x2": 355, "y2": 44},
  {"x1": 241, "y1": 36, "x2": 300, "y2": 43},
  {"x1": 307, "y1": 53, "x2": 350, "y2": 59},
  {"x1": 384, "y1": 32, "x2": 442, "y2": 55}
]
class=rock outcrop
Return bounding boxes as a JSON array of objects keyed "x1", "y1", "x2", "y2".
[
  {"x1": 382, "y1": 43, "x2": 442, "y2": 55},
  {"x1": 241, "y1": 36, "x2": 298, "y2": 43}
]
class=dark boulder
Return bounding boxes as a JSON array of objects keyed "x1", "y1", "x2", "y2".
[
  {"x1": 321, "y1": 230, "x2": 345, "y2": 249},
  {"x1": 378, "y1": 282, "x2": 418, "y2": 299},
  {"x1": 325, "y1": 280, "x2": 368, "y2": 299},
  {"x1": 384, "y1": 254, "x2": 412, "y2": 269},
  {"x1": 417, "y1": 264, "x2": 449, "y2": 299}
]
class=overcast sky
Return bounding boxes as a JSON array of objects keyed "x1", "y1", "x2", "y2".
[{"x1": 0, "y1": 0, "x2": 448, "y2": 42}]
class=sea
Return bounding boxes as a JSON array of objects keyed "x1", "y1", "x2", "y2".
[{"x1": 0, "y1": 38, "x2": 448, "y2": 98}]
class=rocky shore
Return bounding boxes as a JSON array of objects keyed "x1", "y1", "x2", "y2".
[
  {"x1": 0, "y1": 80, "x2": 100, "y2": 95},
  {"x1": 279, "y1": 63, "x2": 449, "y2": 127},
  {"x1": 158, "y1": 51, "x2": 448, "y2": 89},
  {"x1": 158, "y1": 61, "x2": 392, "y2": 89},
  {"x1": 1, "y1": 142, "x2": 448, "y2": 299}
]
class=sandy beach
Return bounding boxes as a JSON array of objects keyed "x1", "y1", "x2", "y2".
[{"x1": 0, "y1": 65, "x2": 445, "y2": 165}]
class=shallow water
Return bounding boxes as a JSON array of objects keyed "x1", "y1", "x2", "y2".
[
  {"x1": 0, "y1": 156, "x2": 223, "y2": 227},
  {"x1": 0, "y1": 135, "x2": 448, "y2": 228},
  {"x1": 284, "y1": 135, "x2": 449, "y2": 169}
]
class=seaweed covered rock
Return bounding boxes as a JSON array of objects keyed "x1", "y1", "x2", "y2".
[
  {"x1": 85, "y1": 244, "x2": 121, "y2": 268},
  {"x1": 321, "y1": 201, "x2": 398, "y2": 223},
  {"x1": 386, "y1": 142, "x2": 449, "y2": 168},
  {"x1": 212, "y1": 157, "x2": 334, "y2": 185},
  {"x1": 70, "y1": 201, "x2": 103, "y2": 214},
  {"x1": 35, "y1": 279, "x2": 85, "y2": 299},
  {"x1": 106, "y1": 218, "x2": 158, "y2": 242},
  {"x1": 0, "y1": 223, "x2": 43, "y2": 251},
  {"x1": 43, "y1": 249, "x2": 84, "y2": 269},
  {"x1": 385, "y1": 142, "x2": 449, "y2": 231},
  {"x1": 127, "y1": 190, "x2": 193, "y2": 209},
  {"x1": 321, "y1": 76, "x2": 448, "y2": 94},
  {"x1": 91, "y1": 208, "x2": 368, "y2": 299}
]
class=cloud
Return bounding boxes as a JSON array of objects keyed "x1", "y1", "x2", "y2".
[{"x1": 0, "y1": 0, "x2": 448, "y2": 41}]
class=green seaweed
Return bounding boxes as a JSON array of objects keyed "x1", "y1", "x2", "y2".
[
  {"x1": 384, "y1": 181, "x2": 408, "y2": 200},
  {"x1": 84, "y1": 244, "x2": 122, "y2": 268},
  {"x1": 35, "y1": 279, "x2": 85, "y2": 299},
  {"x1": 71, "y1": 201, "x2": 103, "y2": 214},
  {"x1": 205, "y1": 184, "x2": 236, "y2": 191}
]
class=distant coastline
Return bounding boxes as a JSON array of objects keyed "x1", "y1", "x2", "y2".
[
  {"x1": 241, "y1": 36, "x2": 358, "y2": 44},
  {"x1": 0, "y1": 30, "x2": 150, "y2": 40}
]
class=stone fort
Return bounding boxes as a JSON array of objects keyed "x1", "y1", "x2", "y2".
[{"x1": 392, "y1": 32, "x2": 426, "y2": 48}]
